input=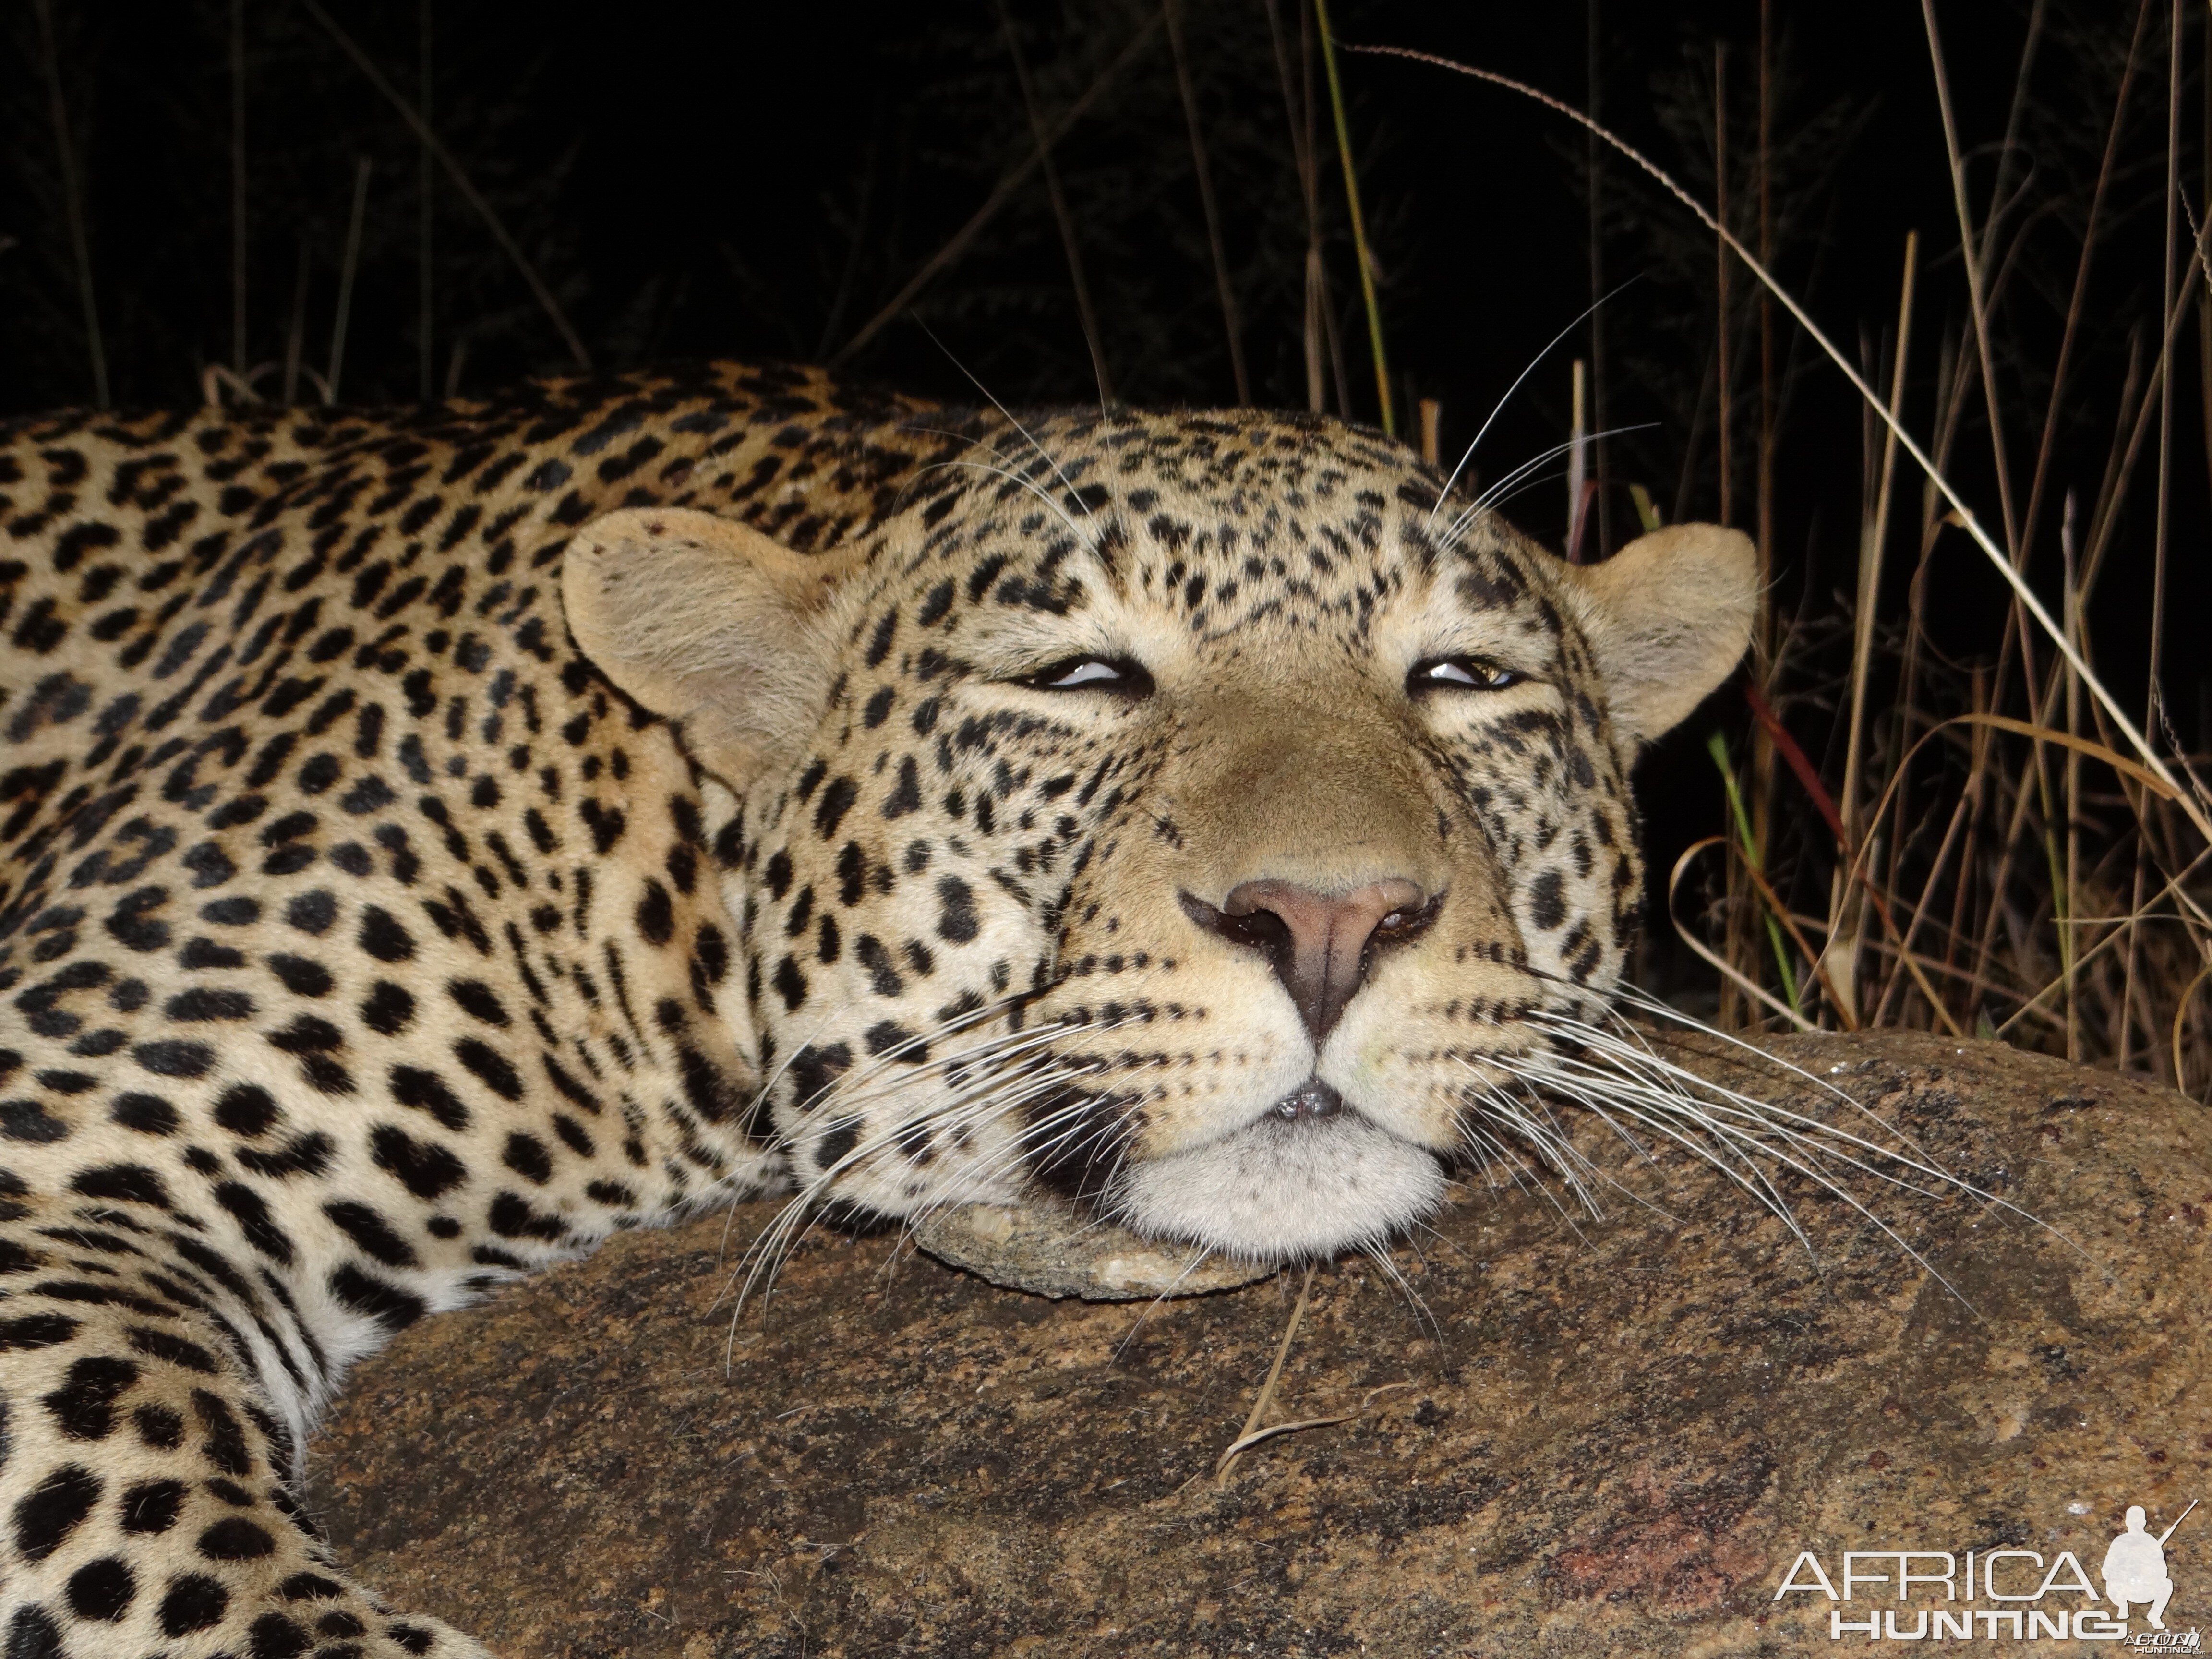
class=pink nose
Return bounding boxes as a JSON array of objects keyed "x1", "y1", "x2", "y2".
[{"x1": 1181, "y1": 878, "x2": 1439, "y2": 1039}]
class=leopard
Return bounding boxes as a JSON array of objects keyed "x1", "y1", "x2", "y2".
[{"x1": 0, "y1": 360, "x2": 1751, "y2": 1657}]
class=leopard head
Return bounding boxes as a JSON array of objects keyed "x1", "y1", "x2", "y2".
[{"x1": 563, "y1": 410, "x2": 1753, "y2": 1262}]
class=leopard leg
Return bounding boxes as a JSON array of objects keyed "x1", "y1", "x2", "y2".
[{"x1": 0, "y1": 1192, "x2": 490, "y2": 1659}]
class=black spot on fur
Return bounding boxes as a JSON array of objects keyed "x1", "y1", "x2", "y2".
[
  {"x1": 132, "y1": 1326, "x2": 220, "y2": 1373},
  {"x1": 635, "y1": 879, "x2": 673, "y2": 945},
  {"x1": 119, "y1": 1480, "x2": 185, "y2": 1536},
  {"x1": 325, "y1": 1201, "x2": 420, "y2": 1269},
  {"x1": 882, "y1": 756, "x2": 922, "y2": 818},
  {"x1": 813, "y1": 775, "x2": 858, "y2": 839},
  {"x1": 2, "y1": 1606, "x2": 62, "y2": 1659},
  {"x1": 815, "y1": 1121, "x2": 859, "y2": 1171},
  {"x1": 370, "y1": 1124, "x2": 467, "y2": 1200},
  {"x1": 785, "y1": 1041, "x2": 852, "y2": 1110},
  {"x1": 453, "y1": 1037, "x2": 523, "y2": 1099},
  {"x1": 42, "y1": 1356, "x2": 139, "y2": 1441},
  {"x1": 447, "y1": 979, "x2": 510, "y2": 1027},
  {"x1": 69, "y1": 1164, "x2": 171, "y2": 1209},
  {"x1": 771, "y1": 955, "x2": 807, "y2": 1011},
  {"x1": 134, "y1": 1039, "x2": 214, "y2": 1078},
  {"x1": 935, "y1": 876, "x2": 980, "y2": 943},
  {"x1": 266, "y1": 953, "x2": 333, "y2": 997},
  {"x1": 196, "y1": 1516, "x2": 276, "y2": 1561},
  {"x1": 213, "y1": 1082, "x2": 278, "y2": 1137},
  {"x1": 328, "y1": 1263, "x2": 424, "y2": 1331},
  {"x1": 361, "y1": 981, "x2": 415, "y2": 1034},
  {"x1": 158, "y1": 1573, "x2": 230, "y2": 1636},
  {"x1": 390, "y1": 1066, "x2": 470, "y2": 1131},
  {"x1": 502, "y1": 1132, "x2": 553, "y2": 1185},
  {"x1": 12, "y1": 1463, "x2": 100, "y2": 1561},
  {"x1": 132, "y1": 1406, "x2": 185, "y2": 1449},
  {"x1": 1528, "y1": 870, "x2": 1567, "y2": 931},
  {"x1": 359, "y1": 905, "x2": 417, "y2": 961},
  {"x1": 111, "y1": 1093, "x2": 179, "y2": 1135},
  {"x1": 65, "y1": 1555, "x2": 137, "y2": 1622},
  {"x1": 214, "y1": 1182, "x2": 294, "y2": 1265},
  {"x1": 284, "y1": 890, "x2": 337, "y2": 934},
  {"x1": 854, "y1": 935, "x2": 905, "y2": 997},
  {"x1": 165, "y1": 986, "x2": 255, "y2": 1022}
]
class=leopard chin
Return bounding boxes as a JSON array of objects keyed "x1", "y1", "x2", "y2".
[{"x1": 1111, "y1": 1103, "x2": 1450, "y2": 1263}]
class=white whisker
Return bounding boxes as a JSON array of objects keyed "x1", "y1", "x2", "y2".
[
  {"x1": 1430, "y1": 279, "x2": 1641, "y2": 528},
  {"x1": 1442, "y1": 422, "x2": 1657, "y2": 549},
  {"x1": 1361, "y1": 1238, "x2": 1444, "y2": 1356},
  {"x1": 911, "y1": 324, "x2": 1097, "y2": 517},
  {"x1": 907, "y1": 458, "x2": 1091, "y2": 547}
]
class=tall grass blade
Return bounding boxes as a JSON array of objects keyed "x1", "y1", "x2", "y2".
[
  {"x1": 1162, "y1": 0, "x2": 1249, "y2": 404},
  {"x1": 326, "y1": 157, "x2": 371, "y2": 404},
  {"x1": 995, "y1": 0, "x2": 1115, "y2": 408},
  {"x1": 1313, "y1": 0, "x2": 1392, "y2": 435},
  {"x1": 33, "y1": 0, "x2": 108, "y2": 409},
  {"x1": 1346, "y1": 42, "x2": 2212, "y2": 851},
  {"x1": 299, "y1": 0, "x2": 590, "y2": 373}
]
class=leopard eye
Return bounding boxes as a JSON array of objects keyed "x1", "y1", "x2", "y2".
[
  {"x1": 1408, "y1": 656, "x2": 1520, "y2": 694},
  {"x1": 1019, "y1": 656, "x2": 1155, "y2": 697}
]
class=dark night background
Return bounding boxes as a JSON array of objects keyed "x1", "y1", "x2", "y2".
[{"x1": 3, "y1": 0, "x2": 2206, "y2": 1043}]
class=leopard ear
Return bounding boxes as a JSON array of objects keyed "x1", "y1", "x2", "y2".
[
  {"x1": 563, "y1": 508, "x2": 868, "y2": 788},
  {"x1": 1558, "y1": 522, "x2": 1757, "y2": 745}
]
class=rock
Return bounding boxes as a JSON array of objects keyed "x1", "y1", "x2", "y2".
[
  {"x1": 307, "y1": 1033, "x2": 2212, "y2": 1657},
  {"x1": 909, "y1": 1199, "x2": 1276, "y2": 1300}
]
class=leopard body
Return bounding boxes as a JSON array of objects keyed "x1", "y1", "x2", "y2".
[{"x1": 0, "y1": 362, "x2": 1750, "y2": 1655}]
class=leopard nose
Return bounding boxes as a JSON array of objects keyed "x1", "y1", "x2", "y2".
[{"x1": 1179, "y1": 877, "x2": 1440, "y2": 1041}]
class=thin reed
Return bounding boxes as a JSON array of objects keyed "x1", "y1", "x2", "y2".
[{"x1": 1597, "y1": 6, "x2": 2212, "y2": 1096}]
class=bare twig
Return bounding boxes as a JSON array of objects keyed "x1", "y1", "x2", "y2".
[
  {"x1": 1919, "y1": 0, "x2": 2020, "y2": 558},
  {"x1": 298, "y1": 0, "x2": 589, "y2": 372},
  {"x1": 1162, "y1": 0, "x2": 1248, "y2": 404},
  {"x1": 1346, "y1": 43, "x2": 2212, "y2": 851},
  {"x1": 830, "y1": 15, "x2": 1160, "y2": 368},
  {"x1": 1216, "y1": 1264, "x2": 1314, "y2": 1487},
  {"x1": 1262, "y1": 0, "x2": 1326, "y2": 412},
  {"x1": 283, "y1": 240, "x2": 308, "y2": 406},
  {"x1": 418, "y1": 0, "x2": 434, "y2": 401},
  {"x1": 1847, "y1": 234, "x2": 1918, "y2": 836},
  {"x1": 995, "y1": 0, "x2": 1114, "y2": 407},
  {"x1": 1314, "y1": 0, "x2": 1392, "y2": 435},
  {"x1": 2016, "y1": 0, "x2": 2150, "y2": 583},
  {"x1": 2127, "y1": 0, "x2": 2188, "y2": 1070},
  {"x1": 326, "y1": 158, "x2": 371, "y2": 404},
  {"x1": 33, "y1": 0, "x2": 108, "y2": 409}
]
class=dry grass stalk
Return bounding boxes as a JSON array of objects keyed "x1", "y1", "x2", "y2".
[
  {"x1": 1216, "y1": 1264, "x2": 1314, "y2": 1488},
  {"x1": 1313, "y1": 0, "x2": 1391, "y2": 434},
  {"x1": 32, "y1": 0, "x2": 107, "y2": 409},
  {"x1": 325, "y1": 158, "x2": 371, "y2": 404},
  {"x1": 1357, "y1": 36, "x2": 2209, "y2": 1095},
  {"x1": 831, "y1": 12, "x2": 1163, "y2": 368},
  {"x1": 995, "y1": 0, "x2": 1114, "y2": 407},
  {"x1": 231, "y1": 0, "x2": 247, "y2": 378},
  {"x1": 298, "y1": 0, "x2": 589, "y2": 373},
  {"x1": 1162, "y1": 0, "x2": 1249, "y2": 404}
]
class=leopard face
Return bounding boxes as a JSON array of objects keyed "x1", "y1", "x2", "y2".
[{"x1": 569, "y1": 409, "x2": 1753, "y2": 1263}]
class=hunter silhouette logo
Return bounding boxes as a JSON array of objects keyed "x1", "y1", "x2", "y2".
[
  {"x1": 1773, "y1": 1497, "x2": 2199, "y2": 1643},
  {"x1": 2108, "y1": 1501, "x2": 2195, "y2": 1634}
]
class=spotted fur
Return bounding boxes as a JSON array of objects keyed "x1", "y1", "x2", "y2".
[{"x1": 0, "y1": 363, "x2": 1750, "y2": 1655}]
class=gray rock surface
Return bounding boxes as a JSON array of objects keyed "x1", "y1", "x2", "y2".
[
  {"x1": 909, "y1": 1199, "x2": 1275, "y2": 1300},
  {"x1": 308, "y1": 1032, "x2": 2212, "y2": 1657}
]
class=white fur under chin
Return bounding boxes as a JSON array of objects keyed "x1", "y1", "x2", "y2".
[{"x1": 1112, "y1": 1115, "x2": 1448, "y2": 1262}]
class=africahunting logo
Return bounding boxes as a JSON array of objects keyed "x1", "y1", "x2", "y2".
[{"x1": 1772, "y1": 1499, "x2": 2198, "y2": 1645}]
